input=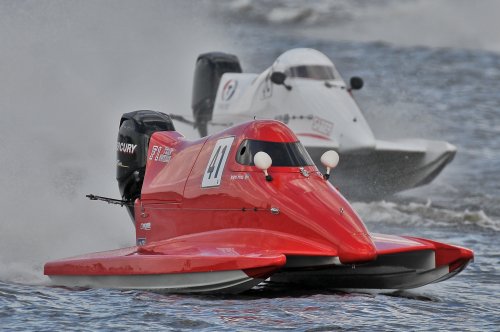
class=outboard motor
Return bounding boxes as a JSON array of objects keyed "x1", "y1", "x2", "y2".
[
  {"x1": 116, "y1": 110, "x2": 175, "y2": 222},
  {"x1": 191, "y1": 52, "x2": 242, "y2": 137}
]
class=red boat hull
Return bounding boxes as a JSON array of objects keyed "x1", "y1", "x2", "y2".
[{"x1": 44, "y1": 120, "x2": 473, "y2": 293}]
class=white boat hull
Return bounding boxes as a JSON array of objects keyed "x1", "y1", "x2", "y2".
[
  {"x1": 49, "y1": 270, "x2": 263, "y2": 294},
  {"x1": 307, "y1": 139, "x2": 456, "y2": 200}
]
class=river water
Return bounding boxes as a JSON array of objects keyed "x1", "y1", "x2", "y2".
[{"x1": 0, "y1": 1, "x2": 499, "y2": 331}]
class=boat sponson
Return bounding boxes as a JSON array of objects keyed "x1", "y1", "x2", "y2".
[{"x1": 44, "y1": 245, "x2": 286, "y2": 276}]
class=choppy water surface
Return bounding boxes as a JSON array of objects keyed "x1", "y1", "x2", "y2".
[{"x1": 1, "y1": 1, "x2": 499, "y2": 331}]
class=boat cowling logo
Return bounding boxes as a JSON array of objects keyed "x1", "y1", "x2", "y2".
[{"x1": 117, "y1": 142, "x2": 137, "y2": 154}]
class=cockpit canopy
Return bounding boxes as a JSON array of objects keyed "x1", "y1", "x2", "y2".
[
  {"x1": 286, "y1": 65, "x2": 336, "y2": 80},
  {"x1": 272, "y1": 48, "x2": 342, "y2": 82},
  {"x1": 236, "y1": 139, "x2": 314, "y2": 167}
]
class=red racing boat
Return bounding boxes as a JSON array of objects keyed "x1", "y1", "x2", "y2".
[{"x1": 44, "y1": 111, "x2": 473, "y2": 293}]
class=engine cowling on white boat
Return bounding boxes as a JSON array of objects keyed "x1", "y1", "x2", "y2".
[{"x1": 175, "y1": 48, "x2": 456, "y2": 200}]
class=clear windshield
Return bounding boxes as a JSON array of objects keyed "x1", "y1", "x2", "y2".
[
  {"x1": 287, "y1": 65, "x2": 335, "y2": 80},
  {"x1": 236, "y1": 139, "x2": 314, "y2": 167}
]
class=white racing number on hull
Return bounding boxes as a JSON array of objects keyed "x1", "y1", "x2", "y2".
[{"x1": 202, "y1": 136, "x2": 235, "y2": 188}]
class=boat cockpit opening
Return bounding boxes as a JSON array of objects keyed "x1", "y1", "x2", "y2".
[
  {"x1": 286, "y1": 65, "x2": 336, "y2": 80},
  {"x1": 236, "y1": 139, "x2": 314, "y2": 167}
]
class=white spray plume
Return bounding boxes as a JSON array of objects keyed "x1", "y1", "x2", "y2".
[{"x1": 0, "y1": 0, "x2": 231, "y2": 284}]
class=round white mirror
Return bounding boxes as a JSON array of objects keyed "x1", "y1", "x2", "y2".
[
  {"x1": 254, "y1": 151, "x2": 273, "y2": 181},
  {"x1": 254, "y1": 151, "x2": 272, "y2": 170},
  {"x1": 320, "y1": 150, "x2": 339, "y2": 180},
  {"x1": 320, "y1": 150, "x2": 339, "y2": 169}
]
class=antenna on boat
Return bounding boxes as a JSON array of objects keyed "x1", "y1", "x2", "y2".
[{"x1": 86, "y1": 194, "x2": 133, "y2": 207}]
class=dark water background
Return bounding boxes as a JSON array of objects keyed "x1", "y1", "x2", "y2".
[{"x1": 0, "y1": 1, "x2": 499, "y2": 331}]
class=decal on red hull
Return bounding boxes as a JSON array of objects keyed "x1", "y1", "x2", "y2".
[{"x1": 149, "y1": 145, "x2": 174, "y2": 163}]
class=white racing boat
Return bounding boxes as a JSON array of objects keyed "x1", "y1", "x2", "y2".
[{"x1": 172, "y1": 48, "x2": 456, "y2": 200}]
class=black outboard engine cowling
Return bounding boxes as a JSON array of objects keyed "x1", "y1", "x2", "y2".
[
  {"x1": 117, "y1": 110, "x2": 175, "y2": 222},
  {"x1": 192, "y1": 52, "x2": 242, "y2": 137}
]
